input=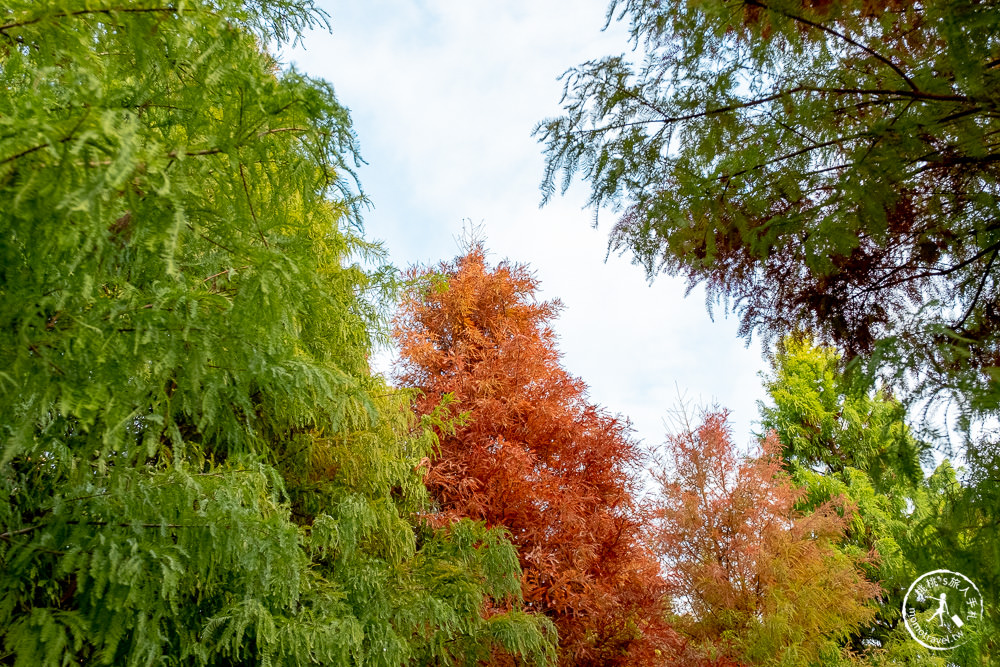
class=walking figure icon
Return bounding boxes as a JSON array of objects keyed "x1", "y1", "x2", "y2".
[{"x1": 929, "y1": 593, "x2": 949, "y2": 628}]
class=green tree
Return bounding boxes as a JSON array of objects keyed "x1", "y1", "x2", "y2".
[
  {"x1": 538, "y1": 1, "x2": 1000, "y2": 657},
  {"x1": 759, "y1": 336, "x2": 950, "y2": 660},
  {"x1": 760, "y1": 336, "x2": 926, "y2": 492},
  {"x1": 0, "y1": 2, "x2": 554, "y2": 665},
  {"x1": 537, "y1": 0, "x2": 1000, "y2": 420}
]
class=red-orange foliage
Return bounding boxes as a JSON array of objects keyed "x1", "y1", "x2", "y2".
[
  {"x1": 393, "y1": 245, "x2": 673, "y2": 666},
  {"x1": 652, "y1": 411, "x2": 880, "y2": 665}
]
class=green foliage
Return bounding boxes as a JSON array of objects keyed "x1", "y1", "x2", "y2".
[
  {"x1": 758, "y1": 336, "x2": 992, "y2": 661},
  {"x1": 760, "y1": 336, "x2": 926, "y2": 488},
  {"x1": 537, "y1": 0, "x2": 1000, "y2": 426},
  {"x1": 0, "y1": 2, "x2": 555, "y2": 665}
]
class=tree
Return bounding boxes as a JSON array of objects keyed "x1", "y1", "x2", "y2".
[
  {"x1": 393, "y1": 244, "x2": 673, "y2": 666},
  {"x1": 758, "y1": 336, "x2": 950, "y2": 659},
  {"x1": 760, "y1": 336, "x2": 926, "y2": 490},
  {"x1": 538, "y1": 4, "x2": 1000, "y2": 656},
  {"x1": 651, "y1": 410, "x2": 880, "y2": 666},
  {"x1": 537, "y1": 0, "x2": 1000, "y2": 421},
  {"x1": 0, "y1": 2, "x2": 554, "y2": 664}
]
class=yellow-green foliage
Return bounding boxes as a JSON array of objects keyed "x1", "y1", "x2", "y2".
[
  {"x1": 758, "y1": 336, "x2": 980, "y2": 663},
  {"x1": 0, "y1": 2, "x2": 555, "y2": 665}
]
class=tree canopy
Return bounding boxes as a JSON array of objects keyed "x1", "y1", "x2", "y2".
[
  {"x1": 0, "y1": 2, "x2": 554, "y2": 665},
  {"x1": 537, "y1": 0, "x2": 1000, "y2": 423},
  {"x1": 393, "y1": 244, "x2": 673, "y2": 666},
  {"x1": 8, "y1": 0, "x2": 1000, "y2": 663},
  {"x1": 652, "y1": 410, "x2": 879, "y2": 665},
  {"x1": 758, "y1": 337, "x2": 963, "y2": 659}
]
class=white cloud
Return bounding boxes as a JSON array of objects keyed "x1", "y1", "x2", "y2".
[{"x1": 285, "y1": 0, "x2": 770, "y2": 449}]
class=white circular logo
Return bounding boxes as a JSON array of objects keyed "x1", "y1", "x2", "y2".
[{"x1": 902, "y1": 569, "x2": 983, "y2": 650}]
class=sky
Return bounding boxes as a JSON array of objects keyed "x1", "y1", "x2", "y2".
[{"x1": 282, "y1": 0, "x2": 771, "y2": 452}]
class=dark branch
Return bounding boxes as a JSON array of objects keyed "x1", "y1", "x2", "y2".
[
  {"x1": 955, "y1": 249, "x2": 999, "y2": 331},
  {"x1": 743, "y1": 0, "x2": 918, "y2": 91},
  {"x1": 0, "y1": 6, "x2": 181, "y2": 35}
]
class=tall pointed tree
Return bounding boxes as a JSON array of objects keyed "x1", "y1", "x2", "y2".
[
  {"x1": 759, "y1": 336, "x2": 988, "y2": 661},
  {"x1": 394, "y1": 244, "x2": 673, "y2": 666}
]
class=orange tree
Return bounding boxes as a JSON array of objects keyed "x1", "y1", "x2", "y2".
[
  {"x1": 652, "y1": 411, "x2": 880, "y2": 665},
  {"x1": 393, "y1": 244, "x2": 673, "y2": 666}
]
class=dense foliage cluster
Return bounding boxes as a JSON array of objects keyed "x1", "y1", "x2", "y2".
[
  {"x1": 0, "y1": 2, "x2": 554, "y2": 665},
  {"x1": 758, "y1": 337, "x2": 979, "y2": 661},
  {"x1": 538, "y1": 0, "x2": 1000, "y2": 421},
  {"x1": 393, "y1": 246, "x2": 672, "y2": 666},
  {"x1": 652, "y1": 412, "x2": 878, "y2": 665}
]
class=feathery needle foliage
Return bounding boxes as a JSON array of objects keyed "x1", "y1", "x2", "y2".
[
  {"x1": 0, "y1": 2, "x2": 556, "y2": 665},
  {"x1": 537, "y1": 0, "x2": 1000, "y2": 428},
  {"x1": 653, "y1": 410, "x2": 879, "y2": 665},
  {"x1": 394, "y1": 244, "x2": 673, "y2": 666}
]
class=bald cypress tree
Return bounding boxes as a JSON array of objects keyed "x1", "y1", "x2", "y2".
[
  {"x1": 394, "y1": 245, "x2": 673, "y2": 666},
  {"x1": 538, "y1": 2, "x2": 1000, "y2": 656},
  {"x1": 0, "y1": 3, "x2": 554, "y2": 664}
]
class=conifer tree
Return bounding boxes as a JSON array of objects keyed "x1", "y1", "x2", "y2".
[
  {"x1": 537, "y1": 0, "x2": 1000, "y2": 408},
  {"x1": 652, "y1": 411, "x2": 880, "y2": 666},
  {"x1": 0, "y1": 3, "x2": 555, "y2": 665},
  {"x1": 393, "y1": 245, "x2": 673, "y2": 666},
  {"x1": 760, "y1": 337, "x2": 989, "y2": 661}
]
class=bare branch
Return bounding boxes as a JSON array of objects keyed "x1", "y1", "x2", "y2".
[{"x1": 0, "y1": 6, "x2": 181, "y2": 36}]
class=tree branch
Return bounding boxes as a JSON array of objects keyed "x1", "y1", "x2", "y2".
[
  {"x1": 865, "y1": 239, "x2": 1000, "y2": 294},
  {"x1": 0, "y1": 6, "x2": 181, "y2": 36},
  {"x1": 955, "y1": 249, "x2": 999, "y2": 330},
  {"x1": 239, "y1": 163, "x2": 268, "y2": 248},
  {"x1": 0, "y1": 525, "x2": 45, "y2": 540},
  {"x1": 743, "y1": 0, "x2": 918, "y2": 91},
  {"x1": 578, "y1": 87, "x2": 806, "y2": 134},
  {"x1": 576, "y1": 85, "x2": 971, "y2": 137}
]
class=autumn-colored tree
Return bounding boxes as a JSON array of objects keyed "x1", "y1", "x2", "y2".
[
  {"x1": 652, "y1": 411, "x2": 879, "y2": 666},
  {"x1": 393, "y1": 245, "x2": 672, "y2": 666},
  {"x1": 538, "y1": 0, "x2": 1000, "y2": 399}
]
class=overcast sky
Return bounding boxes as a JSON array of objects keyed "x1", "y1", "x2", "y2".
[{"x1": 283, "y1": 0, "x2": 770, "y2": 453}]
